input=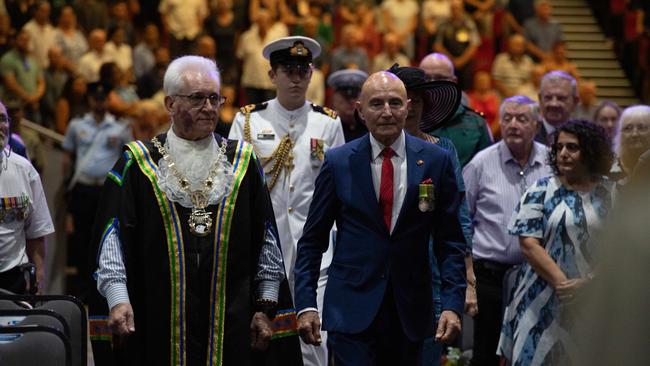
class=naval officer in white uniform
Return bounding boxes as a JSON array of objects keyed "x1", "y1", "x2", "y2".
[{"x1": 229, "y1": 36, "x2": 345, "y2": 366}]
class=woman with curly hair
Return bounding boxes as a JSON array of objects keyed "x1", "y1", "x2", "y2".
[{"x1": 497, "y1": 120, "x2": 614, "y2": 366}]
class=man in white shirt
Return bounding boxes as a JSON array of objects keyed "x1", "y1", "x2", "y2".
[{"x1": 22, "y1": 1, "x2": 56, "y2": 68}]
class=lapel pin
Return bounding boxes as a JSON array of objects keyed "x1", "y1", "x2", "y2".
[{"x1": 416, "y1": 159, "x2": 424, "y2": 166}]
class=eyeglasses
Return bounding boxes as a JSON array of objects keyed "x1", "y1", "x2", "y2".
[
  {"x1": 554, "y1": 142, "x2": 580, "y2": 153},
  {"x1": 501, "y1": 113, "x2": 533, "y2": 125},
  {"x1": 175, "y1": 93, "x2": 226, "y2": 108},
  {"x1": 0, "y1": 114, "x2": 10, "y2": 125},
  {"x1": 621, "y1": 123, "x2": 650, "y2": 133}
]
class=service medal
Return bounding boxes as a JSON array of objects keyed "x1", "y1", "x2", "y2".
[{"x1": 418, "y1": 183, "x2": 435, "y2": 212}]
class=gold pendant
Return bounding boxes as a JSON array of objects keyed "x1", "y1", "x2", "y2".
[{"x1": 188, "y1": 208, "x2": 213, "y2": 237}]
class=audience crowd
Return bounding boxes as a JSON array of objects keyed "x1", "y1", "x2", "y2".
[{"x1": 1, "y1": 0, "x2": 649, "y2": 365}]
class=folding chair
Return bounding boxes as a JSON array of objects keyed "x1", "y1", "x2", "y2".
[
  {"x1": 0, "y1": 325, "x2": 71, "y2": 366},
  {"x1": 0, "y1": 294, "x2": 87, "y2": 366},
  {"x1": 0, "y1": 308, "x2": 70, "y2": 337}
]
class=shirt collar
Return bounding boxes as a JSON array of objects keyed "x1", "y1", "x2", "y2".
[
  {"x1": 369, "y1": 130, "x2": 406, "y2": 161},
  {"x1": 543, "y1": 119, "x2": 556, "y2": 136},
  {"x1": 498, "y1": 140, "x2": 547, "y2": 167},
  {"x1": 269, "y1": 98, "x2": 310, "y2": 121}
]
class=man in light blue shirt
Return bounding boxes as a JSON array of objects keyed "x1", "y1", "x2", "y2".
[
  {"x1": 62, "y1": 81, "x2": 131, "y2": 301},
  {"x1": 463, "y1": 95, "x2": 552, "y2": 366}
]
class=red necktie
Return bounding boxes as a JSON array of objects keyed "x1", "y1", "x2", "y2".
[{"x1": 379, "y1": 147, "x2": 395, "y2": 231}]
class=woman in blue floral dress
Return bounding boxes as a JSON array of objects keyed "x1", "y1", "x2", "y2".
[{"x1": 497, "y1": 120, "x2": 614, "y2": 366}]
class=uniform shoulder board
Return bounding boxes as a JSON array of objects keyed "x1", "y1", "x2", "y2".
[
  {"x1": 465, "y1": 106, "x2": 485, "y2": 119},
  {"x1": 240, "y1": 103, "x2": 268, "y2": 114},
  {"x1": 312, "y1": 104, "x2": 338, "y2": 119}
]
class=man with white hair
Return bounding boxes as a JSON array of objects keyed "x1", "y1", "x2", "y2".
[
  {"x1": 463, "y1": 95, "x2": 552, "y2": 366},
  {"x1": 91, "y1": 55, "x2": 301, "y2": 365},
  {"x1": 537, "y1": 70, "x2": 579, "y2": 145}
]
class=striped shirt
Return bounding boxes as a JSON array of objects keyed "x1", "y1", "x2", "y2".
[{"x1": 463, "y1": 141, "x2": 552, "y2": 265}]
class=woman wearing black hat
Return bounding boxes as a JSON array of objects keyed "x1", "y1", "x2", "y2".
[{"x1": 390, "y1": 64, "x2": 477, "y2": 366}]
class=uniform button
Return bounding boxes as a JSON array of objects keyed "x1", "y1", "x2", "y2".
[
  {"x1": 289, "y1": 184, "x2": 294, "y2": 192},
  {"x1": 288, "y1": 207, "x2": 293, "y2": 213}
]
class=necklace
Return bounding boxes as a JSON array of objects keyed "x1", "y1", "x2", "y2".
[{"x1": 152, "y1": 136, "x2": 228, "y2": 237}]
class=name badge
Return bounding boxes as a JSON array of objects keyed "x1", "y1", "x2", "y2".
[{"x1": 257, "y1": 129, "x2": 275, "y2": 140}]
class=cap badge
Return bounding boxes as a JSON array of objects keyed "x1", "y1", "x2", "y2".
[{"x1": 290, "y1": 42, "x2": 307, "y2": 56}]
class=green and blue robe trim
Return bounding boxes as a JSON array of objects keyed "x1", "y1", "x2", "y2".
[
  {"x1": 106, "y1": 150, "x2": 135, "y2": 187},
  {"x1": 126, "y1": 139, "x2": 254, "y2": 366}
]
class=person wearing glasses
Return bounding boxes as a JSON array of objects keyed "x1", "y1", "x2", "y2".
[
  {"x1": 462, "y1": 96, "x2": 551, "y2": 366},
  {"x1": 229, "y1": 36, "x2": 345, "y2": 366},
  {"x1": 0, "y1": 100, "x2": 54, "y2": 294},
  {"x1": 613, "y1": 105, "x2": 650, "y2": 188},
  {"x1": 91, "y1": 55, "x2": 301, "y2": 365},
  {"x1": 498, "y1": 120, "x2": 614, "y2": 366}
]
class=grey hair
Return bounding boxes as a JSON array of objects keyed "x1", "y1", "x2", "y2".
[
  {"x1": 163, "y1": 55, "x2": 221, "y2": 96},
  {"x1": 540, "y1": 70, "x2": 577, "y2": 97},
  {"x1": 499, "y1": 95, "x2": 540, "y2": 122},
  {"x1": 617, "y1": 105, "x2": 650, "y2": 153}
]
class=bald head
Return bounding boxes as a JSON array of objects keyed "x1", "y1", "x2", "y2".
[
  {"x1": 357, "y1": 72, "x2": 409, "y2": 146},
  {"x1": 419, "y1": 53, "x2": 456, "y2": 82}
]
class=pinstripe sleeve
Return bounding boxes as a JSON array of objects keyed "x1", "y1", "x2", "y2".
[
  {"x1": 255, "y1": 220, "x2": 285, "y2": 302},
  {"x1": 95, "y1": 225, "x2": 131, "y2": 310}
]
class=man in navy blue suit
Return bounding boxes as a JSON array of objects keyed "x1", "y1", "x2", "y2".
[{"x1": 294, "y1": 71, "x2": 467, "y2": 365}]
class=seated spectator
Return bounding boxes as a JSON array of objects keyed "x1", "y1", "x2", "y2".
[
  {"x1": 41, "y1": 47, "x2": 70, "y2": 128},
  {"x1": 136, "y1": 47, "x2": 169, "y2": 99},
  {"x1": 574, "y1": 79, "x2": 598, "y2": 120},
  {"x1": 55, "y1": 76, "x2": 89, "y2": 135},
  {"x1": 236, "y1": 8, "x2": 287, "y2": 104},
  {"x1": 105, "y1": 25, "x2": 132, "y2": 74},
  {"x1": 204, "y1": 0, "x2": 238, "y2": 83},
  {"x1": 542, "y1": 41, "x2": 580, "y2": 80},
  {"x1": 352, "y1": 3, "x2": 381, "y2": 62},
  {"x1": 420, "y1": 0, "x2": 452, "y2": 58},
  {"x1": 524, "y1": 0, "x2": 563, "y2": 61},
  {"x1": 593, "y1": 100, "x2": 622, "y2": 144},
  {"x1": 492, "y1": 34, "x2": 535, "y2": 98},
  {"x1": 132, "y1": 23, "x2": 159, "y2": 79},
  {"x1": 330, "y1": 24, "x2": 369, "y2": 73},
  {"x1": 54, "y1": 5, "x2": 88, "y2": 71},
  {"x1": 78, "y1": 29, "x2": 114, "y2": 82},
  {"x1": 6, "y1": 99, "x2": 46, "y2": 173},
  {"x1": 464, "y1": 0, "x2": 496, "y2": 37},
  {"x1": 381, "y1": 0, "x2": 419, "y2": 59},
  {"x1": 0, "y1": 100, "x2": 54, "y2": 295},
  {"x1": 517, "y1": 63, "x2": 545, "y2": 102},
  {"x1": 159, "y1": 0, "x2": 208, "y2": 58},
  {"x1": 434, "y1": 0, "x2": 481, "y2": 90},
  {"x1": 107, "y1": 0, "x2": 135, "y2": 45},
  {"x1": 130, "y1": 100, "x2": 166, "y2": 141},
  {"x1": 22, "y1": 0, "x2": 56, "y2": 68},
  {"x1": 504, "y1": 0, "x2": 536, "y2": 34},
  {"x1": 98, "y1": 62, "x2": 138, "y2": 118},
  {"x1": 337, "y1": 0, "x2": 374, "y2": 25},
  {"x1": 372, "y1": 32, "x2": 411, "y2": 73},
  {"x1": 295, "y1": 15, "x2": 330, "y2": 71},
  {"x1": 468, "y1": 71, "x2": 501, "y2": 139},
  {"x1": 0, "y1": 29, "x2": 45, "y2": 124},
  {"x1": 194, "y1": 34, "x2": 217, "y2": 61}
]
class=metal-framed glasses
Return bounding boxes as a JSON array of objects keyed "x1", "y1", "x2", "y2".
[
  {"x1": 175, "y1": 93, "x2": 226, "y2": 108},
  {"x1": 0, "y1": 114, "x2": 10, "y2": 125}
]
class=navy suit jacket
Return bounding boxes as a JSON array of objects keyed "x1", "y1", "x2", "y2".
[{"x1": 294, "y1": 132, "x2": 467, "y2": 341}]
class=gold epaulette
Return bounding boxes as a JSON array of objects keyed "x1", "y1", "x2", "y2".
[
  {"x1": 240, "y1": 103, "x2": 267, "y2": 115},
  {"x1": 312, "y1": 104, "x2": 338, "y2": 119},
  {"x1": 242, "y1": 103, "x2": 268, "y2": 143}
]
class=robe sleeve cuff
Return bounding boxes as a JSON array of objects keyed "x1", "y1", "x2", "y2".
[
  {"x1": 105, "y1": 283, "x2": 131, "y2": 310},
  {"x1": 257, "y1": 279, "x2": 280, "y2": 302}
]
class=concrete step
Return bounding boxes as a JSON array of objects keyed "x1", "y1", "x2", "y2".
[
  {"x1": 563, "y1": 23, "x2": 602, "y2": 33},
  {"x1": 567, "y1": 41, "x2": 610, "y2": 51},
  {"x1": 564, "y1": 32, "x2": 606, "y2": 42},
  {"x1": 553, "y1": 7, "x2": 593, "y2": 16},
  {"x1": 575, "y1": 59, "x2": 621, "y2": 68},
  {"x1": 549, "y1": 0, "x2": 588, "y2": 7},
  {"x1": 597, "y1": 87, "x2": 636, "y2": 98},
  {"x1": 580, "y1": 68, "x2": 627, "y2": 78},
  {"x1": 568, "y1": 50, "x2": 616, "y2": 60},
  {"x1": 591, "y1": 78, "x2": 632, "y2": 88},
  {"x1": 554, "y1": 15, "x2": 597, "y2": 25}
]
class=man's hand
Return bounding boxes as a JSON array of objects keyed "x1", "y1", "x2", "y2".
[
  {"x1": 435, "y1": 310, "x2": 461, "y2": 343},
  {"x1": 250, "y1": 312, "x2": 274, "y2": 351},
  {"x1": 465, "y1": 284, "x2": 478, "y2": 316},
  {"x1": 297, "y1": 310, "x2": 321, "y2": 346},
  {"x1": 555, "y1": 278, "x2": 588, "y2": 303},
  {"x1": 108, "y1": 302, "x2": 136, "y2": 337}
]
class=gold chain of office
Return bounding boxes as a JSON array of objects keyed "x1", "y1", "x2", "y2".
[{"x1": 244, "y1": 111, "x2": 295, "y2": 191}]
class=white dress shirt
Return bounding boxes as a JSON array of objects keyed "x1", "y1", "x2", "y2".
[{"x1": 369, "y1": 131, "x2": 408, "y2": 233}]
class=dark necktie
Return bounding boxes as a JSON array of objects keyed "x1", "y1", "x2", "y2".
[{"x1": 379, "y1": 147, "x2": 395, "y2": 231}]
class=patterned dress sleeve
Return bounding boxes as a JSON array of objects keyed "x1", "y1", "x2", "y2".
[{"x1": 508, "y1": 177, "x2": 549, "y2": 239}]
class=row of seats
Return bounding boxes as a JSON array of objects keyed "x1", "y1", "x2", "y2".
[{"x1": 0, "y1": 290, "x2": 87, "y2": 366}]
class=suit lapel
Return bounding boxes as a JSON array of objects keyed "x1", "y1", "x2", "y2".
[
  {"x1": 350, "y1": 135, "x2": 385, "y2": 232},
  {"x1": 393, "y1": 134, "x2": 426, "y2": 234}
]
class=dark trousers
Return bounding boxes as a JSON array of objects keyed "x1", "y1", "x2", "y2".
[
  {"x1": 328, "y1": 284, "x2": 423, "y2": 366},
  {"x1": 67, "y1": 183, "x2": 103, "y2": 302},
  {"x1": 470, "y1": 260, "x2": 512, "y2": 366},
  {"x1": 0, "y1": 266, "x2": 27, "y2": 294}
]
